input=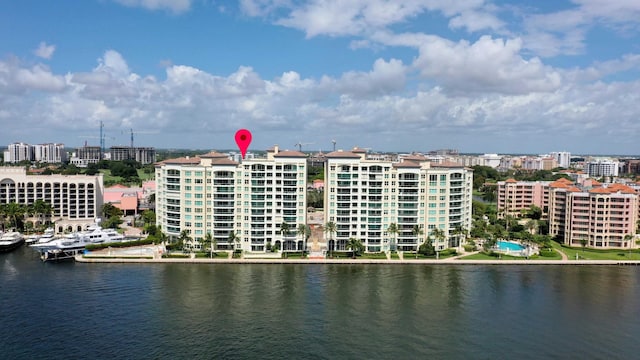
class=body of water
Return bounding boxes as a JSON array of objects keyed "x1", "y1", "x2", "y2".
[{"x1": 2, "y1": 246, "x2": 640, "y2": 359}]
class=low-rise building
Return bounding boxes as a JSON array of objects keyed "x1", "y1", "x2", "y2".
[{"x1": 0, "y1": 166, "x2": 104, "y2": 232}]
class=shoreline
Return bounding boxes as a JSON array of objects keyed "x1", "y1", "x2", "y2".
[{"x1": 75, "y1": 256, "x2": 640, "y2": 266}]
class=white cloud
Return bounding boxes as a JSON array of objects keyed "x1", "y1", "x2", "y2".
[
  {"x1": 411, "y1": 35, "x2": 562, "y2": 94},
  {"x1": 522, "y1": 0, "x2": 640, "y2": 57},
  {"x1": 244, "y1": 0, "x2": 500, "y2": 37},
  {"x1": 2, "y1": 46, "x2": 640, "y2": 153},
  {"x1": 113, "y1": 0, "x2": 191, "y2": 13},
  {"x1": 0, "y1": 60, "x2": 66, "y2": 94},
  {"x1": 34, "y1": 42, "x2": 56, "y2": 59}
]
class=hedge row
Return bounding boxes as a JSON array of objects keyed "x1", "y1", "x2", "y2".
[{"x1": 85, "y1": 238, "x2": 153, "y2": 251}]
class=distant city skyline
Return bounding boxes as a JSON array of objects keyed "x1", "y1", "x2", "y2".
[{"x1": 1, "y1": 1, "x2": 640, "y2": 155}]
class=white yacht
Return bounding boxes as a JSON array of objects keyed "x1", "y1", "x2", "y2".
[
  {"x1": 26, "y1": 228, "x2": 56, "y2": 245},
  {"x1": 31, "y1": 224, "x2": 125, "y2": 253},
  {"x1": 0, "y1": 232, "x2": 25, "y2": 253}
]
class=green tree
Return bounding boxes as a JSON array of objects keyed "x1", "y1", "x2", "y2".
[
  {"x1": 526, "y1": 219, "x2": 538, "y2": 235},
  {"x1": 386, "y1": 222, "x2": 398, "y2": 252},
  {"x1": 228, "y1": 231, "x2": 240, "y2": 251},
  {"x1": 346, "y1": 238, "x2": 364, "y2": 258},
  {"x1": 204, "y1": 232, "x2": 215, "y2": 258},
  {"x1": 178, "y1": 229, "x2": 191, "y2": 252},
  {"x1": 453, "y1": 225, "x2": 468, "y2": 247},
  {"x1": 430, "y1": 228, "x2": 446, "y2": 259},
  {"x1": 483, "y1": 236, "x2": 497, "y2": 253},
  {"x1": 32, "y1": 199, "x2": 54, "y2": 228},
  {"x1": 279, "y1": 222, "x2": 291, "y2": 251},
  {"x1": 141, "y1": 210, "x2": 156, "y2": 226},
  {"x1": 418, "y1": 238, "x2": 435, "y2": 256},
  {"x1": 297, "y1": 223, "x2": 308, "y2": 254},
  {"x1": 412, "y1": 225, "x2": 424, "y2": 258},
  {"x1": 4, "y1": 202, "x2": 25, "y2": 230},
  {"x1": 324, "y1": 221, "x2": 337, "y2": 255},
  {"x1": 579, "y1": 237, "x2": 588, "y2": 256},
  {"x1": 102, "y1": 216, "x2": 123, "y2": 229},
  {"x1": 102, "y1": 203, "x2": 123, "y2": 219},
  {"x1": 527, "y1": 205, "x2": 543, "y2": 220}
]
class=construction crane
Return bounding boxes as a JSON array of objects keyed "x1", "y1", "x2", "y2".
[
  {"x1": 125, "y1": 128, "x2": 157, "y2": 148},
  {"x1": 295, "y1": 141, "x2": 314, "y2": 152}
]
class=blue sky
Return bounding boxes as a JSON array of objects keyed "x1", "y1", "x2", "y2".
[{"x1": 1, "y1": 0, "x2": 640, "y2": 155}]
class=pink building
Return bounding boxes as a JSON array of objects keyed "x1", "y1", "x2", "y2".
[
  {"x1": 497, "y1": 179, "x2": 550, "y2": 217},
  {"x1": 549, "y1": 181, "x2": 639, "y2": 249},
  {"x1": 104, "y1": 184, "x2": 147, "y2": 216}
]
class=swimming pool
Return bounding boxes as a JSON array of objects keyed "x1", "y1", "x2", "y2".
[{"x1": 497, "y1": 241, "x2": 525, "y2": 251}]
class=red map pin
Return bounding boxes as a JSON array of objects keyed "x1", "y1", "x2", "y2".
[{"x1": 235, "y1": 129, "x2": 252, "y2": 159}]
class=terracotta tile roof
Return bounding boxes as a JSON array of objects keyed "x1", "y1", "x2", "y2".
[
  {"x1": 589, "y1": 187, "x2": 612, "y2": 194},
  {"x1": 325, "y1": 150, "x2": 362, "y2": 158},
  {"x1": 273, "y1": 150, "x2": 307, "y2": 158},
  {"x1": 157, "y1": 156, "x2": 201, "y2": 165},
  {"x1": 402, "y1": 154, "x2": 428, "y2": 161},
  {"x1": 351, "y1": 147, "x2": 368, "y2": 153},
  {"x1": 505, "y1": 178, "x2": 517, "y2": 183},
  {"x1": 393, "y1": 160, "x2": 421, "y2": 168},
  {"x1": 211, "y1": 158, "x2": 238, "y2": 165},
  {"x1": 430, "y1": 161, "x2": 464, "y2": 168},
  {"x1": 549, "y1": 180, "x2": 570, "y2": 188},
  {"x1": 201, "y1": 151, "x2": 229, "y2": 158}
]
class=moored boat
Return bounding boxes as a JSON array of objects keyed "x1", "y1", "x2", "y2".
[
  {"x1": 25, "y1": 227, "x2": 56, "y2": 245},
  {"x1": 0, "y1": 232, "x2": 25, "y2": 253}
]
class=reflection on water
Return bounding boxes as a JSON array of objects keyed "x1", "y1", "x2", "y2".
[{"x1": 2, "y1": 247, "x2": 640, "y2": 359}]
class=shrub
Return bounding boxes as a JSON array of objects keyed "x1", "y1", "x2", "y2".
[
  {"x1": 439, "y1": 249, "x2": 458, "y2": 257},
  {"x1": 463, "y1": 244, "x2": 475, "y2": 252},
  {"x1": 85, "y1": 238, "x2": 153, "y2": 250},
  {"x1": 539, "y1": 249, "x2": 557, "y2": 257}
]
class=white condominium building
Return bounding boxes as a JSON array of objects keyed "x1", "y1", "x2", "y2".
[
  {"x1": 3, "y1": 142, "x2": 67, "y2": 163},
  {"x1": 585, "y1": 159, "x2": 619, "y2": 177},
  {"x1": 550, "y1": 151, "x2": 571, "y2": 168},
  {"x1": 4, "y1": 142, "x2": 33, "y2": 163},
  {"x1": 155, "y1": 146, "x2": 307, "y2": 252},
  {"x1": 34, "y1": 143, "x2": 68, "y2": 163},
  {"x1": 324, "y1": 149, "x2": 473, "y2": 253}
]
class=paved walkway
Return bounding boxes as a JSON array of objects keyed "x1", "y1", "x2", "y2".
[
  {"x1": 556, "y1": 248, "x2": 569, "y2": 261},
  {"x1": 77, "y1": 246, "x2": 640, "y2": 265}
]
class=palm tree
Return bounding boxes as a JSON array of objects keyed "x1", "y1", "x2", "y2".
[
  {"x1": 431, "y1": 228, "x2": 447, "y2": 259},
  {"x1": 452, "y1": 225, "x2": 468, "y2": 248},
  {"x1": 4, "y1": 202, "x2": 25, "y2": 231},
  {"x1": 178, "y1": 229, "x2": 191, "y2": 252},
  {"x1": 412, "y1": 225, "x2": 424, "y2": 258},
  {"x1": 279, "y1": 222, "x2": 291, "y2": 251},
  {"x1": 526, "y1": 219, "x2": 538, "y2": 235},
  {"x1": 324, "y1": 221, "x2": 337, "y2": 256},
  {"x1": 296, "y1": 224, "x2": 307, "y2": 254},
  {"x1": 579, "y1": 236, "x2": 588, "y2": 258},
  {"x1": 0, "y1": 203, "x2": 7, "y2": 231},
  {"x1": 228, "y1": 231, "x2": 240, "y2": 251},
  {"x1": 205, "y1": 231, "x2": 214, "y2": 258},
  {"x1": 33, "y1": 199, "x2": 53, "y2": 228},
  {"x1": 346, "y1": 238, "x2": 364, "y2": 259},
  {"x1": 386, "y1": 222, "x2": 398, "y2": 252}
]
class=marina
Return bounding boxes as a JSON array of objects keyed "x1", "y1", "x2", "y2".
[{"x1": 29, "y1": 223, "x2": 129, "y2": 261}]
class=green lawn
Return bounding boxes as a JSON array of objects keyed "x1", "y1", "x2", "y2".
[
  {"x1": 459, "y1": 252, "x2": 528, "y2": 260},
  {"x1": 550, "y1": 241, "x2": 640, "y2": 260},
  {"x1": 359, "y1": 252, "x2": 388, "y2": 259},
  {"x1": 100, "y1": 169, "x2": 153, "y2": 185}
]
